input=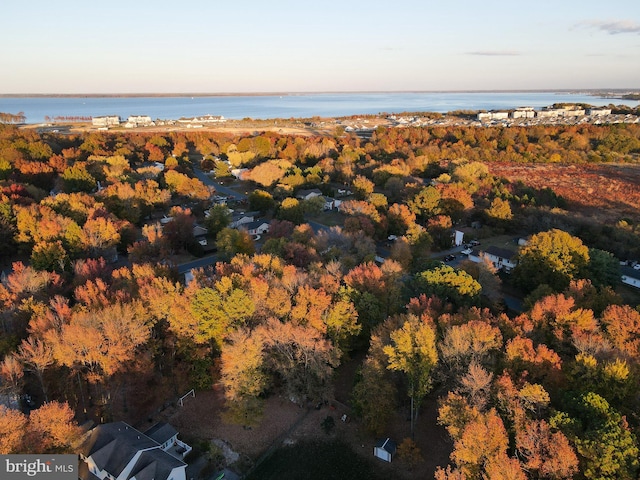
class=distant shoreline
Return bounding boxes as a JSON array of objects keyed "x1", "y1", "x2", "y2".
[{"x1": 1, "y1": 89, "x2": 638, "y2": 99}]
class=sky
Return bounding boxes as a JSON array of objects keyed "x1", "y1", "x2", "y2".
[{"x1": 1, "y1": 0, "x2": 639, "y2": 94}]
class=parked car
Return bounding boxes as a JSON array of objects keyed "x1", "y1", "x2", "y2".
[
  {"x1": 461, "y1": 248, "x2": 472, "y2": 255},
  {"x1": 470, "y1": 240, "x2": 481, "y2": 246},
  {"x1": 444, "y1": 254, "x2": 456, "y2": 262}
]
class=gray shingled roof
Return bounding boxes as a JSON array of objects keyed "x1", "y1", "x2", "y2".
[
  {"x1": 621, "y1": 265, "x2": 640, "y2": 280},
  {"x1": 78, "y1": 462, "x2": 101, "y2": 480},
  {"x1": 144, "y1": 422, "x2": 178, "y2": 445},
  {"x1": 375, "y1": 437, "x2": 397, "y2": 454},
  {"x1": 126, "y1": 449, "x2": 186, "y2": 480},
  {"x1": 79, "y1": 422, "x2": 159, "y2": 478},
  {"x1": 483, "y1": 245, "x2": 518, "y2": 260},
  {"x1": 243, "y1": 219, "x2": 269, "y2": 230}
]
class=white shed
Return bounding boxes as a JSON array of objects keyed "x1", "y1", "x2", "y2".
[
  {"x1": 454, "y1": 230, "x2": 464, "y2": 246},
  {"x1": 374, "y1": 437, "x2": 397, "y2": 462}
]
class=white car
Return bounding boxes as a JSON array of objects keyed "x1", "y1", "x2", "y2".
[{"x1": 461, "y1": 248, "x2": 472, "y2": 255}]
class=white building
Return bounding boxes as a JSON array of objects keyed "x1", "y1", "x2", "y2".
[
  {"x1": 477, "y1": 111, "x2": 509, "y2": 121},
  {"x1": 511, "y1": 107, "x2": 535, "y2": 119},
  {"x1": 621, "y1": 266, "x2": 640, "y2": 289},
  {"x1": 536, "y1": 107, "x2": 585, "y2": 118},
  {"x1": 79, "y1": 422, "x2": 190, "y2": 480},
  {"x1": 177, "y1": 114, "x2": 226, "y2": 124},
  {"x1": 374, "y1": 438, "x2": 397, "y2": 463},
  {"x1": 92, "y1": 116, "x2": 121, "y2": 127},
  {"x1": 587, "y1": 108, "x2": 612, "y2": 116},
  {"x1": 244, "y1": 220, "x2": 270, "y2": 236},
  {"x1": 125, "y1": 115, "x2": 154, "y2": 128},
  {"x1": 469, "y1": 246, "x2": 518, "y2": 273},
  {"x1": 230, "y1": 211, "x2": 260, "y2": 229},
  {"x1": 296, "y1": 188, "x2": 323, "y2": 201},
  {"x1": 323, "y1": 197, "x2": 342, "y2": 211}
]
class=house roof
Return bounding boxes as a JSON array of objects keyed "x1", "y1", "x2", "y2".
[
  {"x1": 621, "y1": 266, "x2": 640, "y2": 280},
  {"x1": 244, "y1": 220, "x2": 269, "y2": 230},
  {"x1": 296, "y1": 188, "x2": 322, "y2": 198},
  {"x1": 232, "y1": 211, "x2": 258, "y2": 220},
  {"x1": 78, "y1": 462, "x2": 101, "y2": 480},
  {"x1": 483, "y1": 246, "x2": 517, "y2": 260},
  {"x1": 192, "y1": 225, "x2": 208, "y2": 237},
  {"x1": 79, "y1": 422, "x2": 159, "y2": 478},
  {"x1": 144, "y1": 422, "x2": 178, "y2": 445},
  {"x1": 127, "y1": 448, "x2": 186, "y2": 480},
  {"x1": 374, "y1": 437, "x2": 397, "y2": 454}
]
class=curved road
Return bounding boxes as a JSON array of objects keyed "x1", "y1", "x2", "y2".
[{"x1": 192, "y1": 167, "x2": 248, "y2": 200}]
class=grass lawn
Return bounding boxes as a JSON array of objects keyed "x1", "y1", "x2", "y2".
[
  {"x1": 246, "y1": 439, "x2": 389, "y2": 480},
  {"x1": 617, "y1": 283, "x2": 640, "y2": 307},
  {"x1": 306, "y1": 210, "x2": 344, "y2": 227}
]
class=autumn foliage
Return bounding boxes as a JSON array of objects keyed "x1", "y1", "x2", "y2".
[{"x1": 0, "y1": 120, "x2": 639, "y2": 479}]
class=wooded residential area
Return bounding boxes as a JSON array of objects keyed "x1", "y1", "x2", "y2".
[{"x1": 1, "y1": 117, "x2": 640, "y2": 479}]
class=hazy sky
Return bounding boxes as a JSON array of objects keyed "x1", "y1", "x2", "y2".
[{"x1": 2, "y1": 0, "x2": 639, "y2": 93}]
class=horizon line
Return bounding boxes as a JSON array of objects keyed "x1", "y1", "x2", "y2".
[{"x1": 1, "y1": 88, "x2": 639, "y2": 98}]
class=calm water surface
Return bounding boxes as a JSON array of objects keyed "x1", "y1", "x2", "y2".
[{"x1": 0, "y1": 92, "x2": 637, "y2": 124}]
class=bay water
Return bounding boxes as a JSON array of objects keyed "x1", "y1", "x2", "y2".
[{"x1": 0, "y1": 92, "x2": 637, "y2": 124}]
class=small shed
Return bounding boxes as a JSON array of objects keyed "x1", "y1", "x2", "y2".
[
  {"x1": 454, "y1": 230, "x2": 464, "y2": 246},
  {"x1": 374, "y1": 437, "x2": 397, "y2": 463}
]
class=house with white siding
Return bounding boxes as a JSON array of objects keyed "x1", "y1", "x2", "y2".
[
  {"x1": 469, "y1": 246, "x2": 518, "y2": 272},
  {"x1": 621, "y1": 266, "x2": 640, "y2": 289},
  {"x1": 79, "y1": 422, "x2": 190, "y2": 480},
  {"x1": 244, "y1": 220, "x2": 270, "y2": 236},
  {"x1": 92, "y1": 116, "x2": 121, "y2": 127}
]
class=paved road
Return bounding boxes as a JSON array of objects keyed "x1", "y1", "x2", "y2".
[
  {"x1": 176, "y1": 255, "x2": 219, "y2": 274},
  {"x1": 192, "y1": 167, "x2": 248, "y2": 200},
  {"x1": 306, "y1": 219, "x2": 331, "y2": 235}
]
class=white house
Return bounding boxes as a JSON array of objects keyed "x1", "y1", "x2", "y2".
[
  {"x1": 79, "y1": 421, "x2": 190, "y2": 480},
  {"x1": 177, "y1": 114, "x2": 226, "y2": 124},
  {"x1": 296, "y1": 188, "x2": 323, "y2": 201},
  {"x1": 230, "y1": 168, "x2": 249, "y2": 179},
  {"x1": 230, "y1": 211, "x2": 260, "y2": 229},
  {"x1": 193, "y1": 225, "x2": 209, "y2": 246},
  {"x1": 469, "y1": 246, "x2": 518, "y2": 273},
  {"x1": 323, "y1": 197, "x2": 342, "y2": 211},
  {"x1": 145, "y1": 422, "x2": 190, "y2": 457},
  {"x1": 244, "y1": 220, "x2": 270, "y2": 236},
  {"x1": 621, "y1": 266, "x2": 640, "y2": 289},
  {"x1": 374, "y1": 437, "x2": 397, "y2": 463},
  {"x1": 129, "y1": 115, "x2": 153, "y2": 125},
  {"x1": 92, "y1": 116, "x2": 121, "y2": 127},
  {"x1": 511, "y1": 107, "x2": 535, "y2": 119},
  {"x1": 124, "y1": 115, "x2": 154, "y2": 128}
]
